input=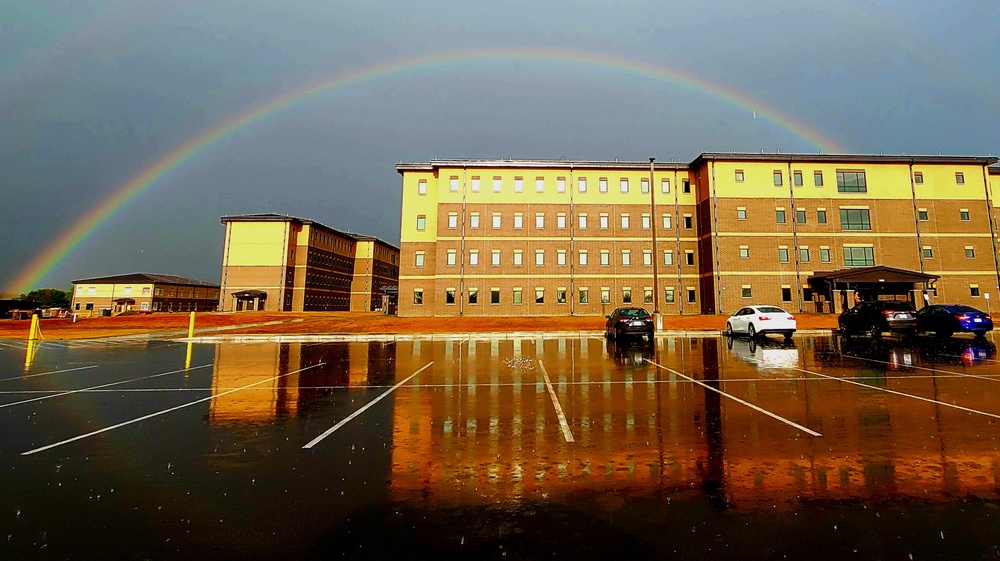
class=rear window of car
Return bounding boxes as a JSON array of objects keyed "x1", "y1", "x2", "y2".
[
  {"x1": 756, "y1": 306, "x2": 786, "y2": 313},
  {"x1": 881, "y1": 302, "x2": 915, "y2": 311},
  {"x1": 952, "y1": 305, "x2": 980, "y2": 313},
  {"x1": 621, "y1": 309, "x2": 650, "y2": 318}
]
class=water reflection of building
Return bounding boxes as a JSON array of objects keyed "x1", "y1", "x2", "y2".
[
  {"x1": 389, "y1": 337, "x2": 1000, "y2": 508},
  {"x1": 208, "y1": 341, "x2": 396, "y2": 423}
]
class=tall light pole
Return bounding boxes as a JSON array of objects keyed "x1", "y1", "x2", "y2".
[{"x1": 650, "y1": 157, "x2": 660, "y2": 318}]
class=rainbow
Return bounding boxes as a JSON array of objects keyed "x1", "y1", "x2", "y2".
[{"x1": 5, "y1": 46, "x2": 846, "y2": 294}]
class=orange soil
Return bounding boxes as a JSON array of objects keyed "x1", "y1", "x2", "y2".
[{"x1": 0, "y1": 311, "x2": 838, "y2": 340}]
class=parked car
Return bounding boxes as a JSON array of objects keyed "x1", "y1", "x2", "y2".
[
  {"x1": 725, "y1": 305, "x2": 796, "y2": 340},
  {"x1": 916, "y1": 304, "x2": 993, "y2": 338},
  {"x1": 604, "y1": 307, "x2": 654, "y2": 342},
  {"x1": 838, "y1": 300, "x2": 917, "y2": 337}
]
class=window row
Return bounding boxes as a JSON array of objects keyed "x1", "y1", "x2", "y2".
[
  {"x1": 419, "y1": 212, "x2": 693, "y2": 231},
  {"x1": 415, "y1": 248, "x2": 696, "y2": 267},
  {"x1": 739, "y1": 245, "x2": 876, "y2": 266},
  {"x1": 737, "y1": 169, "x2": 967, "y2": 191},
  {"x1": 412, "y1": 286, "x2": 698, "y2": 305},
  {"x1": 418, "y1": 177, "x2": 693, "y2": 195}
]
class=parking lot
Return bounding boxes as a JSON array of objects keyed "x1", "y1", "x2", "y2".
[{"x1": 3, "y1": 333, "x2": 1000, "y2": 559}]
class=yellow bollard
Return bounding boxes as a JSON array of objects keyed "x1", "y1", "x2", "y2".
[
  {"x1": 184, "y1": 341, "x2": 193, "y2": 370},
  {"x1": 24, "y1": 339, "x2": 38, "y2": 370},
  {"x1": 27, "y1": 315, "x2": 41, "y2": 341},
  {"x1": 188, "y1": 311, "x2": 196, "y2": 339}
]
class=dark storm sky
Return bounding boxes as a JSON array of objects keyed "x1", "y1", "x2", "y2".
[{"x1": 2, "y1": 0, "x2": 998, "y2": 292}]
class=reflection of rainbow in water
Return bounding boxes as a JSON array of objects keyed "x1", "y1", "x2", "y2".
[{"x1": 5, "y1": 46, "x2": 846, "y2": 294}]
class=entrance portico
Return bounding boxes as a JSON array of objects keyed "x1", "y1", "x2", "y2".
[{"x1": 807, "y1": 266, "x2": 939, "y2": 314}]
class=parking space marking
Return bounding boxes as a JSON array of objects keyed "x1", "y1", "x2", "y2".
[
  {"x1": 302, "y1": 361, "x2": 434, "y2": 450},
  {"x1": 21, "y1": 362, "x2": 325, "y2": 456},
  {"x1": 841, "y1": 354, "x2": 1000, "y2": 383},
  {"x1": 537, "y1": 360, "x2": 575, "y2": 443},
  {"x1": 1, "y1": 364, "x2": 213, "y2": 409},
  {"x1": 646, "y1": 359, "x2": 822, "y2": 437},
  {"x1": 790, "y1": 365, "x2": 1000, "y2": 420},
  {"x1": 0, "y1": 364, "x2": 99, "y2": 383}
]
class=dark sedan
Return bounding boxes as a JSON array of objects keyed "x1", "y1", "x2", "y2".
[
  {"x1": 605, "y1": 307, "x2": 654, "y2": 342},
  {"x1": 838, "y1": 300, "x2": 917, "y2": 337},
  {"x1": 916, "y1": 304, "x2": 993, "y2": 338}
]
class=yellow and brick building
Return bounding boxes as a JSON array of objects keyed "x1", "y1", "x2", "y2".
[
  {"x1": 218, "y1": 214, "x2": 399, "y2": 312},
  {"x1": 396, "y1": 154, "x2": 1000, "y2": 317},
  {"x1": 70, "y1": 273, "x2": 220, "y2": 316}
]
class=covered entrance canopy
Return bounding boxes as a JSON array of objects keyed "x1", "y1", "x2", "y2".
[
  {"x1": 112, "y1": 297, "x2": 136, "y2": 313},
  {"x1": 232, "y1": 290, "x2": 267, "y2": 311},
  {"x1": 807, "y1": 266, "x2": 939, "y2": 314}
]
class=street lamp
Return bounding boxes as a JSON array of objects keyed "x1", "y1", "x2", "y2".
[{"x1": 649, "y1": 157, "x2": 660, "y2": 318}]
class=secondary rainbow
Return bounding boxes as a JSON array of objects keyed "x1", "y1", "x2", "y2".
[{"x1": 6, "y1": 46, "x2": 846, "y2": 294}]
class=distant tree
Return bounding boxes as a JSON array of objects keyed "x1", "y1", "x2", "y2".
[{"x1": 18, "y1": 288, "x2": 71, "y2": 308}]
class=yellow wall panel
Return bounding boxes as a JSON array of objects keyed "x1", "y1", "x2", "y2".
[{"x1": 226, "y1": 222, "x2": 288, "y2": 266}]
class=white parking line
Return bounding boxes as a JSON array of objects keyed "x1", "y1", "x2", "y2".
[
  {"x1": 790, "y1": 364, "x2": 1000, "y2": 420},
  {"x1": 537, "y1": 360, "x2": 575, "y2": 443},
  {"x1": 646, "y1": 359, "x2": 822, "y2": 437},
  {"x1": 302, "y1": 361, "x2": 434, "y2": 450},
  {"x1": 841, "y1": 353, "x2": 1000, "y2": 383},
  {"x1": 1, "y1": 364, "x2": 212, "y2": 409},
  {"x1": 21, "y1": 362, "x2": 325, "y2": 456},
  {"x1": 0, "y1": 364, "x2": 99, "y2": 383}
]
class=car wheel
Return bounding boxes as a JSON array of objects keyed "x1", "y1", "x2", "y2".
[
  {"x1": 748, "y1": 324, "x2": 757, "y2": 339},
  {"x1": 725, "y1": 323, "x2": 733, "y2": 337},
  {"x1": 869, "y1": 324, "x2": 882, "y2": 338},
  {"x1": 937, "y1": 329, "x2": 953, "y2": 339},
  {"x1": 615, "y1": 327, "x2": 624, "y2": 341},
  {"x1": 784, "y1": 333, "x2": 793, "y2": 342},
  {"x1": 973, "y1": 330, "x2": 986, "y2": 339}
]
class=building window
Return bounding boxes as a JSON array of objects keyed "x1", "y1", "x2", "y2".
[
  {"x1": 468, "y1": 288, "x2": 478, "y2": 304},
  {"x1": 641, "y1": 214, "x2": 651, "y2": 229},
  {"x1": 621, "y1": 214, "x2": 630, "y2": 229},
  {"x1": 470, "y1": 213, "x2": 480, "y2": 229},
  {"x1": 536, "y1": 177, "x2": 545, "y2": 193},
  {"x1": 469, "y1": 250, "x2": 479, "y2": 266},
  {"x1": 491, "y1": 288, "x2": 500, "y2": 304},
  {"x1": 123, "y1": 286, "x2": 132, "y2": 296},
  {"x1": 956, "y1": 172, "x2": 965, "y2": 184},
  {"x1": 536, "y1": 213, "x2": 544, "y2": 229},
  {"x1": 622, "y1": 288, "x2": 632, "y2": 304},
  {"x1": 535, "y1": 288, "x2": 544, "y2": 304},
  {"x1": 492, "y1": 213, "x2": 501, "y2": 229},
  {"x1": 620, "y1": 178, "x2": 629, "y2": 193},
  {"x1": 960, "y1": 209, "x2": 970, "y2": 221},
  {"x1": 142, "y1": 287, "x2": 150, "y2": 296},
  {"x1": 415, "y1": 252, "x2": 425, "y2": 267},
  {"x1": 85, "y1": 302, "x2": 94, "y2": 311},
  {"x1": 141, "y1": 302, "x2": 150, "y2": 311},
  {"x1": 837, "y1": 171, "x2": 867, "y2": 193},
  {"x1": 557, "y1": 177, "x2": 566, "y2": 193},
  {"x1": 535, "y1": 250, "x2": 545, "y2": 266},
  {"x1": 664, "y1": 251, "x2": 673, "y2": 265},
  {"x1": 491, "y1": 251, "x2": 501, "y2": 266},
  {"x1": 796, "y1": 209, "x2": 806, "y2": 224},
  {"x1": 778, "y1": 247, "x2": 789, "y2": 263},
  {"x1": 817, "y1": 209, "x2": 828, "y2": 224},
  {"x1": 599, "y1": 178, "x2": 608, "y2": 193},
  {"x1": 793, "y1": 171, "x2": 803, "y2": 186},
  {"x1": 643, "y1": 250, "x2": 652, "y2": 266},
  {"x1": 840, "y1": 208, "x2": 871, "y2": 230},
  {"x1": 418, "y1": 180, "x2": 427, "y2": 195},
  {"x1": 446, "y1": 250, "x2": 457, "y2": 266},
  {"x1": 820, "y1": 247, "x2": 831, "y2": 263},
  {"x1": 665, "y1": 288, "x2": 675, "y2": 303},
  {"x1": 737, "y1": 208, "x2": 747, "y2": 220},
  {"x1": 843, "y1": 246, "x2": 875, "y2": 267},
  {"x1": 579, "y1": 177, "x2": 587, "y2": 193},
  {"x1": 493, "y1": 177, "x2": 502, "y2": 192},
  {"x1": 799, "y1": 247, "x2": 810, "y2": 263},
  {"x1": 682, "y1": 180, "x2": 691, "y2": 194},
  {"x1": 814, "y1": 171, "x2": 823, "y2": 187},
  {"x1": 579, "y1": 288, "x2": 589, "y2": 304},
  {"x1": 514, "y1": 213, "x2": 523, "y2": 229},
  {"x1": 782, "y1": 287, "x2": 792, "y2": 302},
  {"x1": 471, "y1": 177, "x2": 480, "y2": 192},
  {"x1": 449, "y1": 177, "x2": 459, "y2": 192},
  {"x1": 557, "y1": 214, "x2": 566, "y2": 229},
  {"x1": 922, "y1": 247, "x2": 933, "y2": 259},
  {"x1": 683, "y1": 215, "x2": 692, "y2": 229},
  {"x1": 448, "y1": 213, "x2": 458, "y2": 229},
  {"x1": 413, "y1": 289, "x2": 423, "y2": 305},
  {"x1": 557, "y1": 250, "x2": 567, "y2": 266},
  {"x1": 742, "y1": 286, "x2": 751, "y2": 298},
  {"x1": 971, "y1": 285, "x2": 981, "y2": 297},
  {"x1": 918, "y1": 209, "x2": 928, "y2": 221},
  {"x1": 513, "y1": 250, "x2": 523, "y2": 267},
  {"x1": 965, "y1": 246, "x2": 976, "y2": 259},
  {"x1": 662, "y1": 214, "x2": 672, "y2": 229},
  {"x1": 685, "y1": 251, "x2": 694, "y2": 266},
  {"x1": 739, "y1": 246, "x2": 750, "y2": 259},
  {"x1": 641, "y1": 179, "x2": 649, "y2": 194},
  {"x1": 514, "y1": 177, "x2": 523, "y2": 193},
  {"x1": 578, "y1": 214, "x2": 587, "y2": 229},
  {"x1": 914, "y1": 172, "x2": 923, "y2": 184},
  {"x1": 513, "y1": 288, "x2": 523, "y2": 304},
  {"x1": 445, "y1": 288, "x2": 456, "y2": 305},
  {"x1": 621, "y1": 250, "x2": 631, "y2": 266},
  {"x1": 601, "y1": 289, "x2": 611, "y2": 304},
  {"x1": 643, "y1": 288, "x2": 653, "y2": 304},
  {"x1": 661, "y1": 179, "x2": 670, "y2": 193},
  {"x1": 776, "y1": 209, "x2": 786, "y2": 224},
  {"x1": 579, "y1": 250, "x2": 588, "y2": 266},
  {"x1": 416, "y1": 215, "x2": 426, "y2": 231},
  {"x1": 735, "y1": 170, "x2": 744, "y2": 183},
  {"x1": 557, "y1": 288, "x2": 567, "y2": 304},
  {"x1": 600, "y1": 250, "x2": 610, "y2": 266},
  {"x1": 600, "y1": 214, "x2": 609, "y2": 229},
  {"x1": 773, "y1": 171, "x2": 783, "y2": 186},
  {"x1": 686, "y1": 288, "x2": 696, "y2": 303}
]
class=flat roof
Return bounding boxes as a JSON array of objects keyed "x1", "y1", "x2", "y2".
[
  {"x1": 71, "y1": 273, "x2": 219, "y2": 287},
  {"x1": 220, "y1": 214, "x2": 399, "y2": 251}
]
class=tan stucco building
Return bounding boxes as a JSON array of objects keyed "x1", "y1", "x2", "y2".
[
  {"x1": 396, "y1": 153, "x2": 1000, "y2": 317},
  {"x1": 218, "y1": 214, "x2": 399, "y2": 312},
  {"x1": 70, "y1": 273, "x2": 220, "y2": 316}
]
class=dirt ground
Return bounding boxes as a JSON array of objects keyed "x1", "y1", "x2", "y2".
[{"x1": 0, "y1": 311, "x2": 839, "y2": 340}]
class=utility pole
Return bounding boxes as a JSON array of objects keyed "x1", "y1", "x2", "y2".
[{"x1": 650, "y1": 158, "x2": 661, "y2": 325}]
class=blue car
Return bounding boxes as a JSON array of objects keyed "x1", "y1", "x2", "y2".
[{"x1": 916, "y1": 304, "x2": 993, "y2": 338}]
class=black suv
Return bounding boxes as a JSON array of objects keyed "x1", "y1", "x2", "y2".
[
  {"x1": 838, "y1": 300, "x2": 918, "y2": 338},
  {"x1": 605, "y1": 307, "x2": 655, "y2": 342}
]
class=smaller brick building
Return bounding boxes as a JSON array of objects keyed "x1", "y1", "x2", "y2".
[{"x1": 71, "y1": 273, "x2": 220, "y2": 316}]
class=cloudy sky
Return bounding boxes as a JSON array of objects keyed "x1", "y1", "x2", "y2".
[{"x1": 2, "y1": 0, "x2": 998, "y2": 294}]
